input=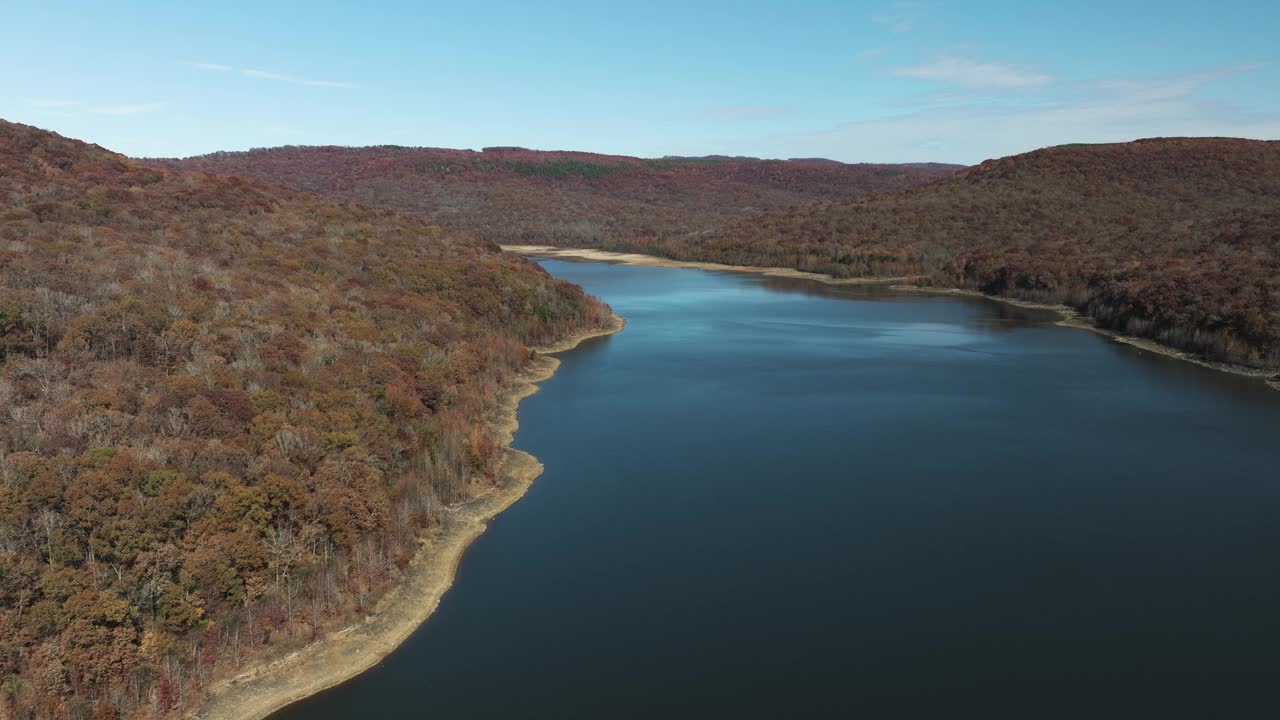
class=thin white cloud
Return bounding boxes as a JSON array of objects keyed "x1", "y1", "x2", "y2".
[
  {"x1": 1090, "y1": 64, "x2": 1264, "y2": 102},
  {"x1": 241, "y1": 68, "x2": 290, "y2": 81},
  {"x1": 894, "y1": 57, "x2": 1053, "y2": 88},
  {"x1": 739, "y1": 66, "x2": 1279, "y2": 164},
  {"x1": 857, "y1": 48, "x2": 886, "y2": 59},
  {"x1": 26, "y1": 98, "x2": 82, "y2": 109},
  {"x1": 195, "y1": 62, "x2": 230, "y2": 71},
  {"x1": 240, "y1": 67, "x2": 354, "y2": 88},
  {"x1": 873, "y1": 2, "x2": 923, "y2": 32},
  {"x1": 92, "y1": 102, "x2": 165, "y2": 115},
  {"x1": 699, "y1": 105, "x2": 786, "y2": 122}
]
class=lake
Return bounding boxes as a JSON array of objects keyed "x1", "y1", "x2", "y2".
[{"x1": 272, "y1": 259, "x2": 1280, "y2": 719}]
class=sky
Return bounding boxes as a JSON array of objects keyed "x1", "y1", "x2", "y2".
[{"x1": 1, "y1": 0, "x2": 1278, "y2": 164}]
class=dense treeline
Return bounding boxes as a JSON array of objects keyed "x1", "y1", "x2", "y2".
[
  {"x1": 662, "y1": 139, "x2": 1279, "y2": 369},
  {"x1": 158, "y1": 139, "x2": 1280, "y2": 369},
  {"x1": 151, "y1": 146, "x2": 959, "y2": 249},
  {"x1": 0, "y1": 120, "x2": 610, "y2": 719}
]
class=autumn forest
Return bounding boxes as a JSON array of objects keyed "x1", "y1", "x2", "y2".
[
  {"x1": 0, "y1": 120, "x2": 608, "y2": 719},
  {"x1": 2, "y1": 115, "x2": 1279, "y2": 720},
  {"x1": 164, "y1": 138, "x2": 1280, "y2": 372},
  {"x1": 153, "y1": 146, "x2": 960, "y2": 251}
]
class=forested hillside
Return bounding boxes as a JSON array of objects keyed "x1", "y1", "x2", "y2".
[
  {"x1": 151, "y1": 146, "x2": 959, "y2": 248},
  {"x1": 0, "y1": 120, "x2": 609, "y2": 719},
  {"x1": 671, "y1": 139, "x2": 1279, "y2": 370},
  {"x1": 153, "y1": 140, "x2": 1280, "y2": 370}
]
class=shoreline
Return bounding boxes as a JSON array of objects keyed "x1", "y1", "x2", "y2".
[
  {"x1": 185, "y1": 313, "x2": 626, "y2": 720},
  {"x1": 505, "y1": 245, "x2": 1277, "y2": 390},
  {"x1": 501, "y1": 245, "x2": 918, "y2": 285},
  {"x1": 891, "y1": 285, "x2": 1279, "y2": 388}
]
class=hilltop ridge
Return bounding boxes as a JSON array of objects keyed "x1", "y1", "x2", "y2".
[
  {"x1": 150, "y1": 145, "x2": 960, "y2": 248},
  {"x1": 683, "y1": 137, "x2": 1280, "y2": 368}
]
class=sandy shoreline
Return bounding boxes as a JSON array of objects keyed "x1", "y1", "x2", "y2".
[
  {"x1": 501, "y1": 245, "x2": 919, "y2": 285},
  {"x1": 506, "y1": 245, "x2": 1277, "y2": 390},
  {"x1": 185, "y1": 313, "x2": 626, "y2": 720}
]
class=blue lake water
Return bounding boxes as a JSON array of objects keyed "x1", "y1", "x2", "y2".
[{"x1": 273, "y1": 259, "x2": 1280, "y2": 719}]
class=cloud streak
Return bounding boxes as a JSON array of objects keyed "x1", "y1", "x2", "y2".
[
  {"x1": 240, "y1": 67, "x2": 354, "y2": 88},
  {"x1": 19, "y1": 97, "x2": 163, "y2": 116},
  {"x1": 698, "y1": 105, "x2": 786, "y2": 122},
  {"x1": 894, "y1": 57, "x2": 1053, "y2": 88},
  {"x1": 873, "y1": 2, "x2": 923, "y2": 32},
  {"x1": 741, "y1": 66, "x2": 1279, "y2": 164},
  {"x1": 91, "y1": 102, "x2": 165, "y2": 115},
  {"x1": 27, "y1": 98, "x2": 82, "y2": 109},
  {"x1": 191, "y1": 62, "x2": 354, "y2": 88}
]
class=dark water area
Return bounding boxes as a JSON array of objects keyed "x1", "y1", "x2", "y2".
[{"x1": 274, "y1": 260, "x2": 1280, "y2": 719}]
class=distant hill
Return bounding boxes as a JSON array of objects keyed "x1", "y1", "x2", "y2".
[
  {"x1": 682, "y1": 138, "x2": 1280, "y2": 369},
  {"x1": 150, "y1": 146, "x2": 961, "y2": 248},
  {"x1": 0, "y1": 119, "x2": 607, "y2": 719}
]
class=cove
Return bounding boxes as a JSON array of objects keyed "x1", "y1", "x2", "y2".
[{"x1": 271, "y1": 258, "x2": 1280, "y2": 719}]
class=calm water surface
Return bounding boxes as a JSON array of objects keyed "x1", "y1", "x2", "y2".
[{"x1": 275, "y1": 259, "x2": 1280, "y2": 719}]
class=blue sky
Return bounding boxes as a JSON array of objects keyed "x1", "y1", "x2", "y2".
[{"x1": 1, "y1": 0, "x2": 1277, "y2": 163}]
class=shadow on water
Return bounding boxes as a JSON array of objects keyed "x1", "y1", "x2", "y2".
[{"x1": 749, "y1": 267, "x2": 1276, "y2": 401}]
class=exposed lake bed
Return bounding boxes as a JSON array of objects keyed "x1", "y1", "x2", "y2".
[{"x1": 271, "y1": 258, "x2": 1280, "y2": 719}]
